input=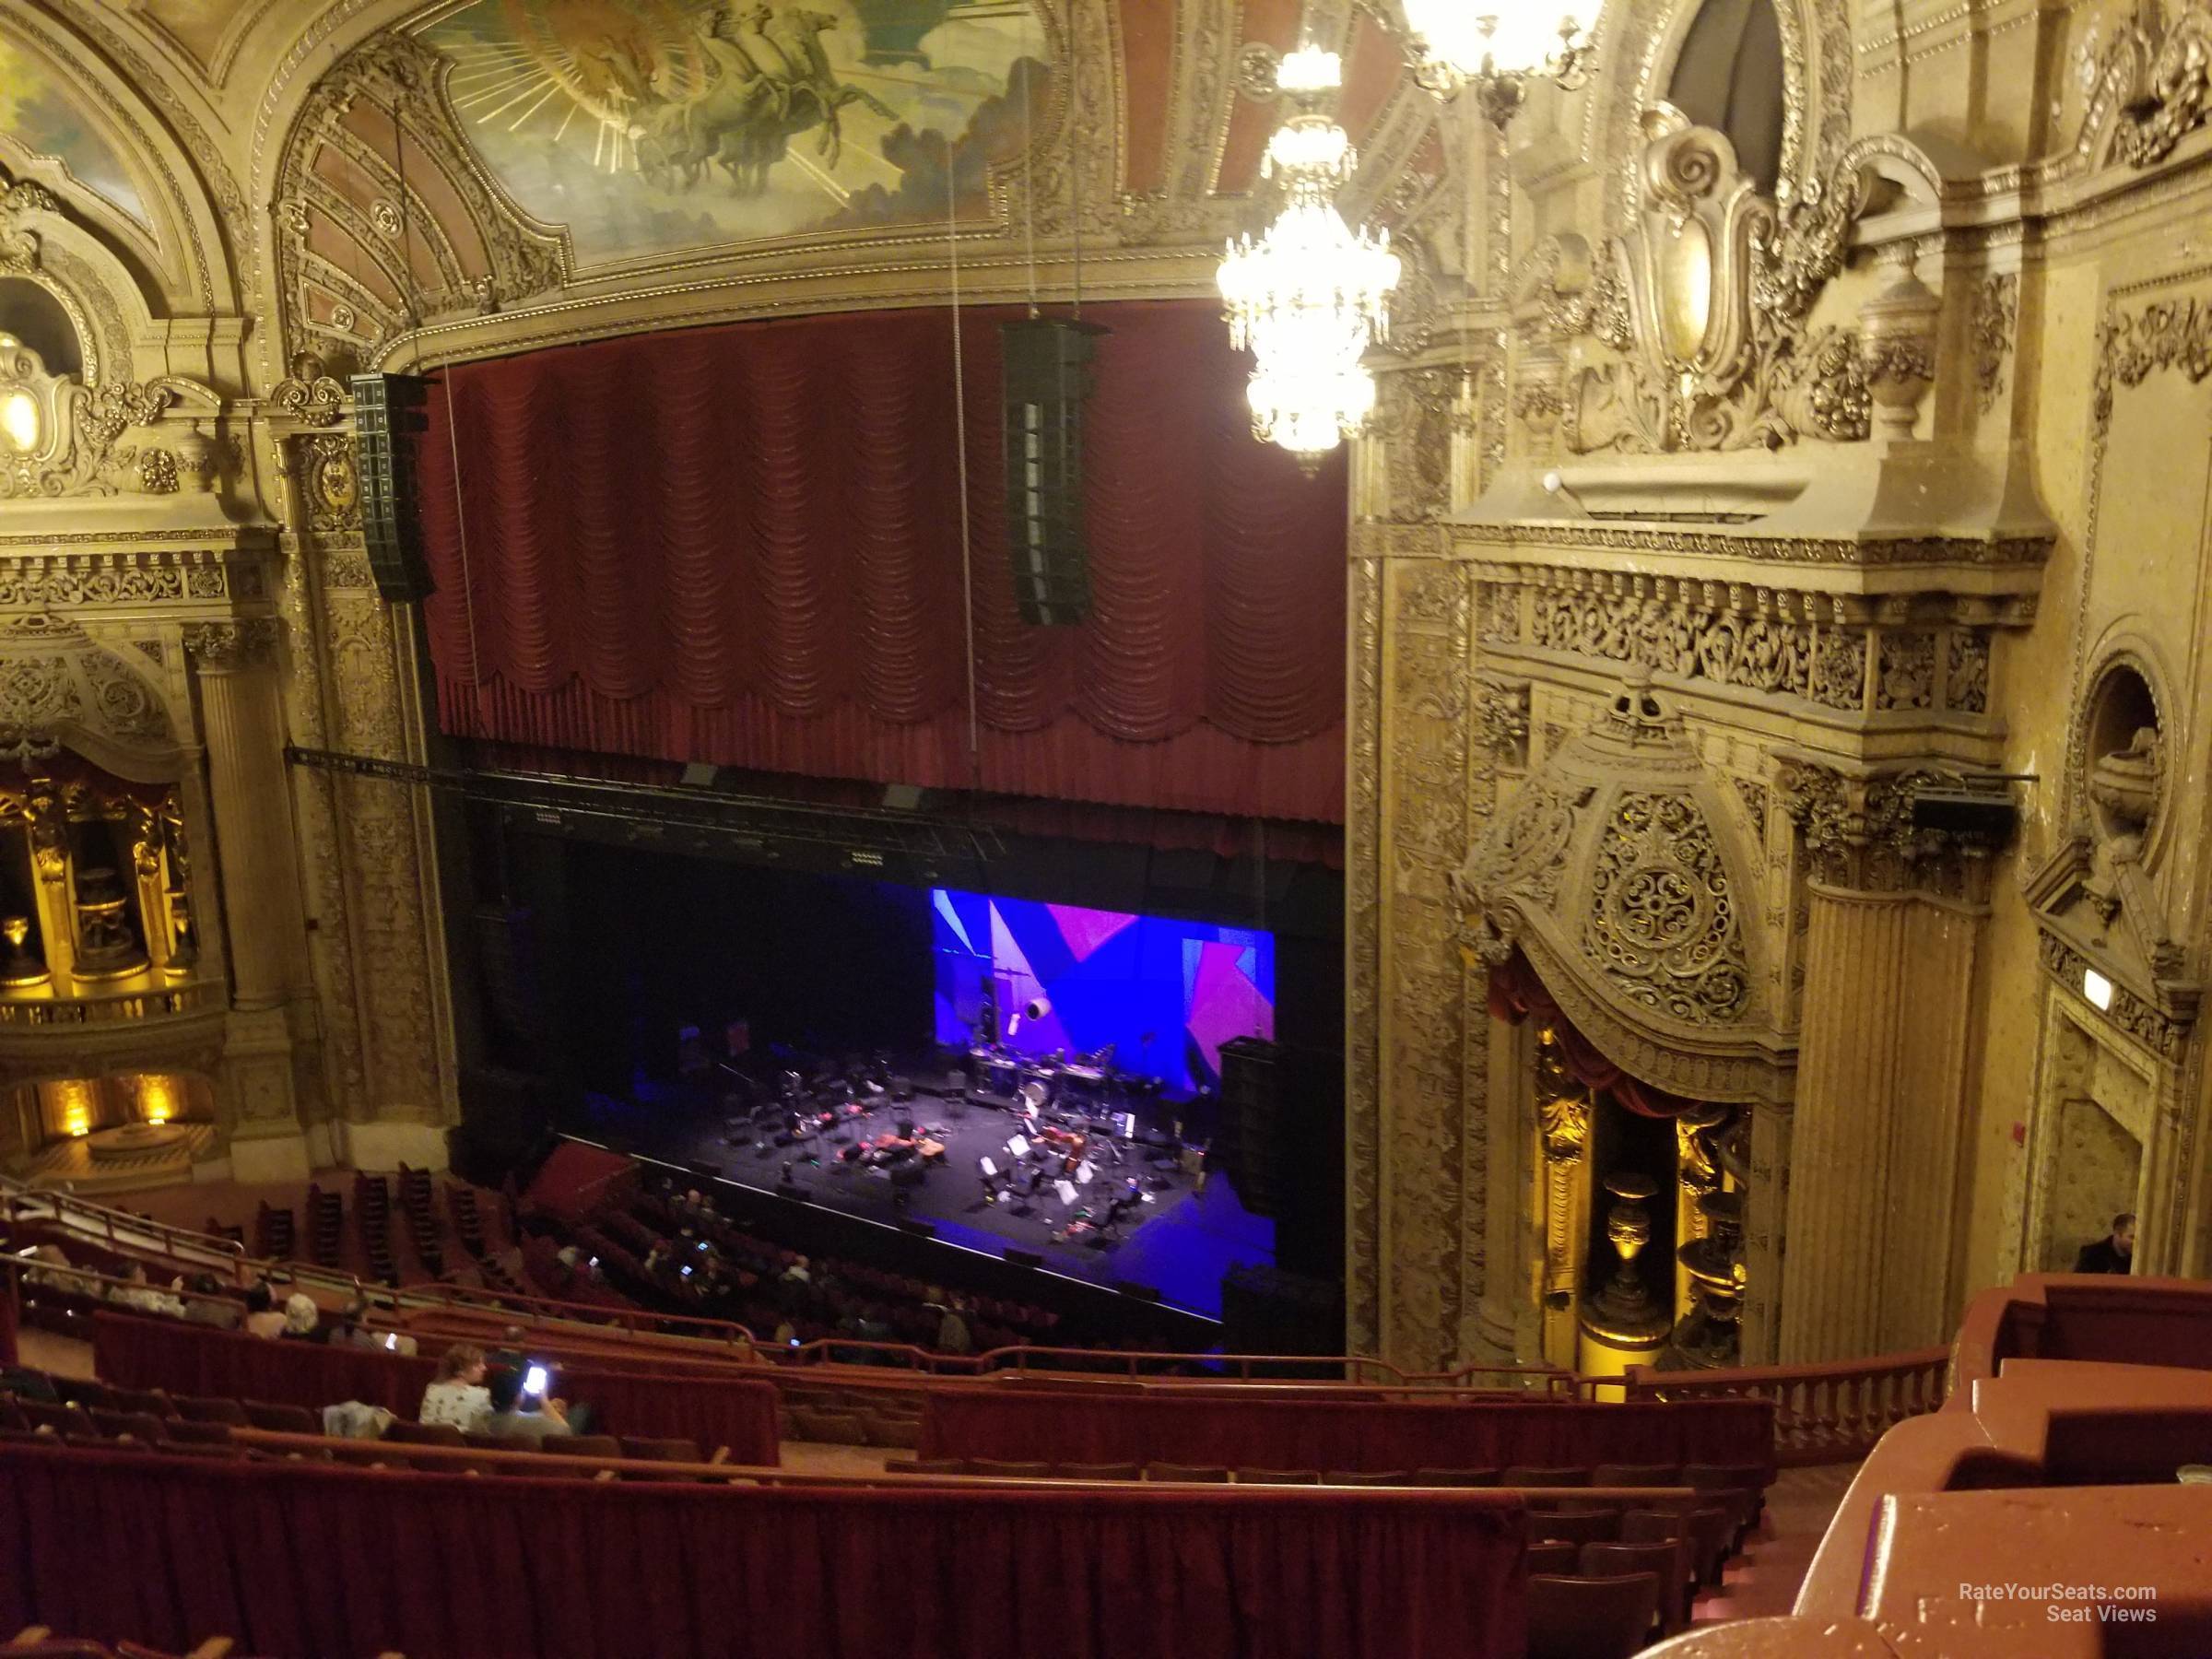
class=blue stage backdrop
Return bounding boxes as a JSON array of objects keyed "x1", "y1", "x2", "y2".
[{"x1": 931, "y1": 889, "x2": 1276, "y2": 1091}]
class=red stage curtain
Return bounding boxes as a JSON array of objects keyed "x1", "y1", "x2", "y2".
[
  {"x1": 415, "y1": 300, "x2": 1347, "y2": 824},
  {"x1": 918, "y1": 1391, "x2": 1776, "y2": 1485},
  {"x1": 1488, "y1": 953, "x2": 1705, "y2": 1118},
  {"x1": 0, "y1": 1440, "x2": 1528, "y2": 1659},
  {"x1": 91, "y1": 1313, "x2": 778, "y2": 1465}
]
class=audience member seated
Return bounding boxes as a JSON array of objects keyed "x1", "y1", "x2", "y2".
[
  {"x1": 276, "y1": 1294, "x2": 321, "y2": 1343},
  {"x1": 240, "y1": 1284, "x2": 286, "y2": 1341},
  {"x1": 106, "y1": 1265, "x2": 182, "y2": 1320},
  {"x1": 478, "y1": 1368, "x2": 572, "y2": 1444},
  {"x1": 180, "y1": 1276, "x2": 240, "y2": 1332},
  {"x1": 419, "y1": 1344, "x2": 492, "y2": 1433}
]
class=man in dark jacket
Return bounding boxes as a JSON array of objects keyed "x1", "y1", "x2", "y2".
[{"x1": 2075, "y1": 1212, "x2": 2136, "y2": 1274}]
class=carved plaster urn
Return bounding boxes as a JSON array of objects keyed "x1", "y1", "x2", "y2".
[
  {"x1": 1857, "y1": 261, "x2": 1941, "y2": 440},
  {"x1": 2088, "y1": 726, "x2": 2162, "y2": 837}
]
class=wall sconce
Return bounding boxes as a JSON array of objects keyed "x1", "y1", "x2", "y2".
[{"x1": 2083, "y1": 969, "x2": 2114, "y2": 1012}]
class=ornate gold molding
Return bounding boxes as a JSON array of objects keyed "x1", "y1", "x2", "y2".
[
  {"x1": 0, "y1": 614, "x2": 174, "y2": 754},
  {"x1": 1477, "y1": 568, "x2": 2021, "y2": 723},
  {"x1": 1541, "y1": 116, "x2": 1873, "y2": 454},
  {"x1": 2037, "y1": 928, "x2": 2193, "y2": 1060},
  {"x1": 1458, "y1": 677, "x2": 1794, "y2": 1104},
  {"x1": 275, "y1": 32, "x2": 566, "y2": 374},
  {"x1": 269, "y1": 352, "x2": 347, "y2": 428},
  {"x1": 0, "y1": 335, "x2": 223, "y2": 502},
  {"x1": 1344, "y1": 555, "x2": 1383, "y2": 1357},
  {"x1": 1973, "y1": 275, "x2": 2019, "y2": 414},
  {"x1": 2092, "y1": 293, "x2": 2212, "y2": 437},
  {"x1": 182, "y1": 618, "x2": 282, "y2": 671},
  {"x1": 0, "y1": 547, "x2": 264, "y2": 609},
  {"x1": 1449, "y1": 521, "x2": 2050, "y2": 571},
  {"x1": 1777, "y1": 762, "x2": 1993, "y2": 900},
  {"x1": 2088, "y1": 2, "x2": 2212, "y2": 169}
]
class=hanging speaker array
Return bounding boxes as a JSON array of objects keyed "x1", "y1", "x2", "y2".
[
  {"x1": 1001, "y1": 319, "x2": 1107, "y2": 627},
  {"x1": 349, "y1": 372, "x2": 433, "y2": 604}
]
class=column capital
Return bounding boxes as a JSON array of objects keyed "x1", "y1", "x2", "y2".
[
  {"x1": 183, "y1": 618, "x2": 282, "y2": 673},
  {"x1": 1778, "y1": 760, "x2": 1995, "y2": 901}
]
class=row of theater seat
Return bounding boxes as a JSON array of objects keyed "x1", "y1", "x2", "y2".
[
  {"x1": 879, "y1": 1455, "x2": 1740, "y2": 1655},
  {"x1": 889, "y1": 1453, "x2": 1759, "y2": 1510},
  {"x1": 781, "y1": 1400, "x2": 922, "y2": 1447},
  {"x1": 8, "y1": 1628, "x2": 277, "y2": 1659},
  {"x1": 0, "y1": 1373, "x2": 706, "y2": 1474}
]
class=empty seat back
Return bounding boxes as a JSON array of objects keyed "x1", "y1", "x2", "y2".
[
  {"x1": 1525, "y1": 1572, "x2": 1662, "y2": 1659},
  {"x1": 241, "y1": 1401, "x2": 320, "y2": 1434},
  {"x1": 1582, "y1": 1539, "x2": 1688, "y2": 1634},
  {"x1": 1592, "y1": 1461, "x2": 1682, "y2": 1487},
  {"x1": 383, "y1": 1420, "x2": 465, "y2": 1448}
]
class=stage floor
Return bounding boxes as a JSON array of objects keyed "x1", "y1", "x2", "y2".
[{"x1": 595, "y1": 1083, "x2": 1273, "y2": 1319}]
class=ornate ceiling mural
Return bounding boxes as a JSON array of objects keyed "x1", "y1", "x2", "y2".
[
  {"x1": 0, "y1": 34, "x2": 148, "y2": 226},
  {"x1": 412, "y1": 0, "x2": 1053, "y2": 264},
  {"x1": 101, "y1": 0, "x2": 273, "y2": 77}
]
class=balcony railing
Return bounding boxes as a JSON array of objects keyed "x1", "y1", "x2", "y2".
[
  {"x1": 0, "y1": 980, "x2": 219, "y2": 1025},
  {"x1": 4, "y1": 1171, "x2": 1960, "y2": 1442},
  {"x1": 1623, "y1": 1347, "x2": 1954, "y2": 1465}
]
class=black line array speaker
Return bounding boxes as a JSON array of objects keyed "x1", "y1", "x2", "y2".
[
  {"x1": 1002, "y1": 319, "x2": 1107, "y2": 626},
  {"x1": 1217, "y1": 1036, "x2": 1281, "y2": 1220},
  {"x1": 350, "y1": 372, "x2": 432, "y2": 603}
]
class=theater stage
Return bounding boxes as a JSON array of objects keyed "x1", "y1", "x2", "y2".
[{"x1": 589, "y1": 1077, "x2": 1273, "y2": 1320}]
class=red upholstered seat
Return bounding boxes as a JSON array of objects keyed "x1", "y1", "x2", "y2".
[
  {"x1": 1531, "y1": 1508, "x2": 1619, "y2": 1546},
  {"x1": 1415, "y1": 1466, "x2": 1500, "y2": 1486},
  {"x1": 241, "y1": 1400, "x2": 318, "y2": 1434},
  {"x1": 1591, "y1": 1461, "x2": 1682, "y2": 1487},
  {"x1": 382, "y1": 1420, "x2": 464, "y2": 1447},
  {"x1": 88, "y1": 1408, "x2": 169, "y2": 1444},
  {"x1": 1525, "y1": 1541, "x2": 1578, "y2": 1574},
  {"x1": 1501, "y1": 1464, "x2": 1591, "y2": 1487},
  {"x1": 1525, "y1": 1572, "x2": 1661, "y2": 1659},
  {"x1": 1583, "y1": 1539, "x2": 1689, "y2": 1635},
  {"x1": 171, "y1": 1395, "x2": 248, "y2": 1427}
]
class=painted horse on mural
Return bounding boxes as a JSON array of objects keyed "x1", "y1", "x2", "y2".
[{"x1": 636, "y1": 6, "x2": 897, "y2": 196}]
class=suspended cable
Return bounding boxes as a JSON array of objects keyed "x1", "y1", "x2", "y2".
[
  {"x1": 1069, "y1": 6, "x2": 1084, "y2": 320},
  {"x1": 1021, "y1": 53, "x2": 1041, "y2": 320},
  {"x1": 441, "y1": 372, "x2": 484, "y2": 724},
  {"x1": 949, "y1": 134, "x2": 982, "y2": 788}
]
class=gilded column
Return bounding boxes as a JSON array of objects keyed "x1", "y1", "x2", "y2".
[
  {"x1": 1740, "y1": 1099, "x2": 1793, "y2": 1364},
  {"x1": 188, "y1": 620, "x2": 307, "y2": 1009},
  {"x1": 189, "y1": 619, "x2": 312, "y2": 1182},
  {"x1": 1779, "y1": 882, "x2": 1986, "y2": 1361},
  {"x1": 1779, "y1": 886, "x2": 1912, "y2": 1362}
]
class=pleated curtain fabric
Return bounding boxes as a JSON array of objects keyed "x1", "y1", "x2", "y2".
[
  {"x1": 415, "y1": 300, "x2": 1348, "y2": 823},
  {"x1": 0, "y1": 1439, "x2": 1529, "y2": 1659},
  {"x1": 917, "y1": 1388, "x2": 1778, "y2": 1484}
]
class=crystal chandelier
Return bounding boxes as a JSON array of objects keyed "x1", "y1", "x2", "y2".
[
  {"x1": 1218, "y1": 45, "x2": 1401, "y2": 467},
  {"x1": 1400, "y1": 4, "x2": 1591, "y2": 123}
]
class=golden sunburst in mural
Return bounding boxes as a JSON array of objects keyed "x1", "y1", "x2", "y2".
[
  {"x1": 435, "y1": 0, "x2": 712, "y2": 171},
  {"x1": 424, "y1": 1, "x2": 1048, "y2": 260}
]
